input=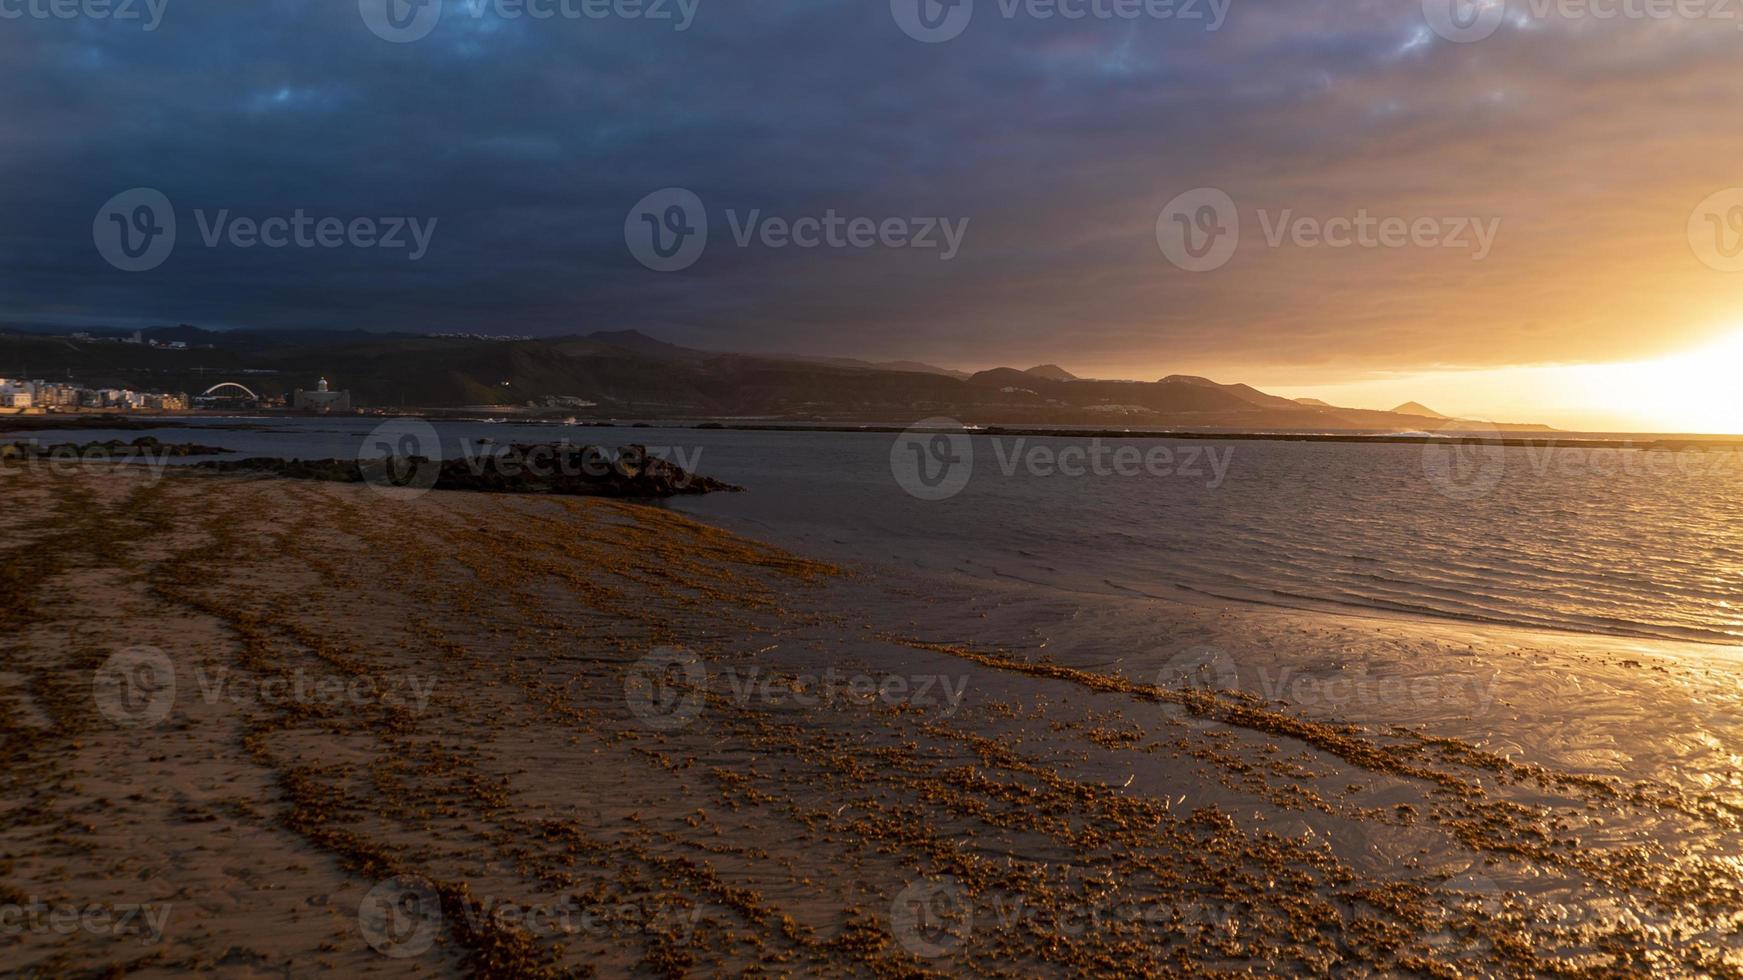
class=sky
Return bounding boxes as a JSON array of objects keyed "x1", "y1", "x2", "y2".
[{"x1": 3, "y1": 0, "x2": 1743, "y2": 431}]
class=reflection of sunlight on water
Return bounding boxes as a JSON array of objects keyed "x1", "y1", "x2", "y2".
[{"x1": 1533, "y1": 732, "x2": 1633, "y2": 774}]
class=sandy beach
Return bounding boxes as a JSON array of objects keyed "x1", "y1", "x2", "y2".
[{"x1": 3, "y1": 463, "x2": 1741, "y2": 977}]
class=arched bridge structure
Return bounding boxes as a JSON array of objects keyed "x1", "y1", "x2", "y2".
[{"x1": 197, "y1": 382, "x2": 261, "y2": 400}]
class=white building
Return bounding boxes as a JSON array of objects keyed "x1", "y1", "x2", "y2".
[{"x1": 293, "y1": 377, "x2": 353, "y2": 413}]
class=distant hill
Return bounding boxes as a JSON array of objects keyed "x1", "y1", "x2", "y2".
[
  {"x1": 0, "y1": 327, "x2": 1552, "y2": 431},
  {"x1": 794, "y1": 355, "x2": 972, "y2": 380},
  {"x1": 582, "y1": 329, "x2": 693, "y2": 357},
  {"x1": 1391, "y1": 401, "x2": 1447, "y2": 419},
  {"x1": 1161, "y1": 375, "x2": 1316, "y2": 413},
  {"x1": 1294, "y1": 397, "x2": 1333, "y2": 407},
  {"x1": 1024, "y1": 364, "x2": 1078, "y2": 381}
]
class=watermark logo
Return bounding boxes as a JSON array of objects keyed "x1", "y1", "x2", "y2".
[
  {"x1": 359, "y1": 875, "x2": 444, "y2": 958},
  {"x1": 361, "y1": 0, "x2": 443, "y2": 41},
  {"x1": 626, "y1": 188, "x2": 708, "y2": 272},
  {"x1": 1423, "y1": 0, "x2": 1507, "y2": 41},
  {"x1": 891, "y1": 0, "x2": 973, "y2": 42},
  {"x1": 1156, "y1": 644, "x2": 1240, "y2": 693},
  {"x1": 624, "y1": 646, "x2": 707, "y2": 730},
  {"x1": 94, "y1": 188, "x2": 176, "y2": 273},
  {"x1": 1421, "y1": 423, "x2": 1506, "y2": 501},
  {"x1": 891, "y1": 419, "x2": 974, "y2": 501},
  {"x1": 890, "y1": 877, "x2": 973, "y2": 959},
  {"x1": 92, "y1": 646, "x2": 176, "y2": 727},
  {"x1": 1689, "y1": 188, "x2": 1743, "y2": 272},
  {"x1": 358, "y1": 419, "x2": 444, "y2": 499},
  {"x1": 1157, "y1": 188, "x2": 1239, "y2": 273}
]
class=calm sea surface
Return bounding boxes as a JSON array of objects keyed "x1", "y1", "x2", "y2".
[{"x1": 10, "y1": 416, "x2": 1741, "y2": 646}]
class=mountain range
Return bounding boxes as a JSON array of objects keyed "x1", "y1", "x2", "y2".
[{"x1": 0, "y1": 325, "x2": 1550, "y2": 431}]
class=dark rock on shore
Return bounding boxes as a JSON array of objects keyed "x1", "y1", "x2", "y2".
[
  {"x1": 196, "y1": 444, "x2": 742, "y2": 499},
  {"x1": 0, "y1": 415, "x2": 171, "y2": 433},
  {"x1": 0, "y1": 436, "x2": 231, "y2": 460}
]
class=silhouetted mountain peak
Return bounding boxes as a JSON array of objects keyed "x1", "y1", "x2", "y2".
[
  {"x1": 582, "y1": 329, "x2": 691, "y2": 356},
  {"x1": 1391, "y1": 401, "x2": 1447, "y2": 419},
  {"x1": 1024, "y1": 364, "x2": 1078, "y2": 381}
]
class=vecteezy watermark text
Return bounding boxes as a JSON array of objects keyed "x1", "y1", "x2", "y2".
[
  {"x1": 0, "y1": 899, "x2": 172, "y2": 946},
  {"x1": 889, "y1": 420, "x2": 1235, "y2": 501},
  {"x1": 467, "y1": 0, "x2": 699, "y2": 29},
  {"x1": 94, "y1": 188, "x2": 438, "y2": 272},
  {"x1": 192, "y1": 210, "x2": 438, "y2": 260},
  {"x1": 1157, "y1": 188, "x2": 1500, "y2": 272},
  {"x1": 91, "y1": 645, "x2": 438, "y2": 728},
  {"x1": 625, "y1": 188, "x2": 969, "y2": 272},
  {"x1": 891, "y1": 0, "x2": 1229, "y2": 43},
  {"x1": 1424, "y1": 0, "x2": 1743, "y2": 43},
  {"x1": 1156, "y1": 645, "x2": 1502, "y2": 715},
  {"x1": 623, "y1": 647, "x2": 970, "y2": 730},
  {"x1": 353, "y1": 421, "x2": 713, "y2": 500},
  {"x1": 0, "y1": 439, "x2": 187, "y2": 481},
  {"x1": 1422, "y1": 425, "x2": 1743, "y2": 501},
  {"x1": 889, "y1": 876, "x2": 1240, "y2": 960},
  {"x1": 724, "y1": 210, "x2": 969, "y2": 260},
  {"x1": 359, "y1": 0, "x2": 698, "y2": 42},
  {"x1": 191, "y1": 667, "x2": 438, "y2": 713},
  {"x1": 358, "y1": 875, "x2": 704, "y2": 959},
  {"x1": 0, "y1": 0, "x2": 167, "y2": 29}
]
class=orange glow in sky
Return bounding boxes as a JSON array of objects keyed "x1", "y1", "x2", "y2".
[{"x1": 1266, "y1": 328, "x2": 1743, "y2": 435}]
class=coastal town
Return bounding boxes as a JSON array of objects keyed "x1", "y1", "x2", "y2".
[
  {"x1": 0, "y1": 376, "x2": 189, "y2": 413},
  {"x1": 0, "y1": 374, "x2": 352, "y2": 416}
]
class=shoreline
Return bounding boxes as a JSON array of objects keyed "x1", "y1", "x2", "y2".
[
  {"x1": 4, "y1": 421, "x2": 1739, "y2": 651},
  {"x1": 3, "y1": 466, "x2": 1741, "y2": 975},
  {"x1": 8, "y1": 412, "x2": 1743, "y2": 451}
]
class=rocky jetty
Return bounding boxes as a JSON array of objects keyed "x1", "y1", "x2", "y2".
[
  {"x1": 0, "y1": 436, "x2": 231, "y2": 460},
  {"x1": 197, "y1": 443, "x2": 742, "y2": 498}
]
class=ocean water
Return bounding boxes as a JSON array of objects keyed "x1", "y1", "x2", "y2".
[{"x1": 8, "y1": 416, "x2": 1741, "y2": 646}]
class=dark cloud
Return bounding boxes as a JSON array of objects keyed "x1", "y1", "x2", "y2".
[{"x1": 3, "y1": 0, "x2": 1741, "y2": 379}]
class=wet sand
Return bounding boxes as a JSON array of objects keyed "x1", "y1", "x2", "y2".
[{"x1": 2, "y1": 464, "x2": 1740, "y2": 977}]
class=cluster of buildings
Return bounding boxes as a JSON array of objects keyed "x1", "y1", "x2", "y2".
[
  {"x1": 0, "y1": 377, "x2": 189, "y2": 412},
  {"x1": 68, "y1": 330, "x2": 195, "y2": 350},
  {"x1": 0, "y1": 368, "x2": 352, "y2": 415}
]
